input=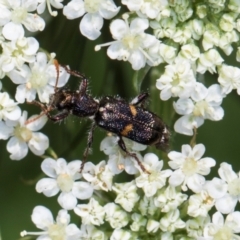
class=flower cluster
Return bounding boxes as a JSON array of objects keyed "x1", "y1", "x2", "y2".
[
  {"x1": 21, "y1": 141, "x2": 240, "y2": 239},
  {"x1": 0, "y1": 88, "x2": 49, "y2": 159},
  {"x1": 0, "y1": 0, "x2": 73, "y2": 160}
]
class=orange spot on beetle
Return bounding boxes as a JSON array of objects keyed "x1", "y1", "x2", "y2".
[
  {"x1": 121, "y1": 124, "x2": 133, "y2": 136},
  {"x1": 129, "y1": 105, "x2": 137, "y2": 116}
]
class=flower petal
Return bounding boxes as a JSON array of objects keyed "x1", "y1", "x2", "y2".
[
  {"x1": 41, "y1": 158, "x2": 58, "y2": 177},
  {"x1": 7, "y1": 136, "x2": 28, "y2": 160},
  {"x1": 63, "y1": 0, "x2": 85, "y2": 19},
  {"x1": 28, "y1": 132, "x2": 49, "y2": 156},
  {"x1": 72, "y1": 181, "x2": 93, "y2": 200},
  {"x1": 36, "y1": 178, "x2": 59, "y2": 197},
  {"x1": 168, "y1": 169, "x2": 185, "y2": 187},
  {"x1": 110, "y1": 19, "x2": 128, "y2": 39},
  {"x1": 99, "y1": 1, "x2": 120, "y2": 19},
  {"x1": 2, "y1": 22, "x2": 24, "y2": 40},
  {"x1": 31, "y1": 206, "x2": 54, "y2": 230},
  {"x1": 58, "y1": 192, "x2": 77, "y2": 210},
  {"x1": 80, "y1": 13, "x2": 103, "y2": 40},
  {"x1": 27, "y1": 115, "x2": 47, "y2": 131},
  {"x1": 217, "y1": 202, "x2": 237, "y2": 221}
]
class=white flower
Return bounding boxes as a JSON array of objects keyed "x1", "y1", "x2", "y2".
[
  {"x1": 206, "y1": 162, "x2": 240, "y2": 214},
  {"x1": 154, "y1": 185, "x2": 188, "y2": 212},
  {"x1": 6, "y1": 111, "x2": 48, "y2": 160},
  {"x1": 82, "y1": 160, "x2": 113, "y2": 191},
  {"x1": 100, "y1": 136, "x2": 146, "y2": 175},
  {"x1": 159, "y1": 209, "x2": 186, "y2": 232},
  {"x1": 159, "y1": 44, "x2": 177, "y2": 64},
  {"x1": 219, "y1": 13, "x2": 235, "y2": 32},
  {"x1": 218, "y1": 64, "x2": 240, "y2": 95},
  {"x1": 151, "y1": 18, "x2": 176, "y2": 39},
  {"x1": 122, "y1": 0, "x2": 168, "y2": 19},
  {"x1": 7, "y1": 52, "x2": 69, "y2": 103},
  {"x1": 21, "y1": 206, "x2": 81, "y2": 239},
  {"x1": 191, "y1": 83, "x2": 223, "y2": 112},
  {"x1": 172, "y1": 27, "x2": 192, "y2": 45},
  {"x1": 74, "y1": 198, "x2": 105, "y2": 226},
  {"x1": 201, "y1": 211, "x2": 240, "y2": 239},
  {"x1": 36, "y1": 158, "x2": 93, "y2": 210},
  {"x1": 196, "y1": 5, "x2": 207, "y2": 18},
  {"x1": 156, "y1": 58, "x2": 196, "y2": 100},
  {"x1": 178, "y1": 44, "x2": 200, "y2": 62},
  {"x1": 1, "y1": 37, "x2": 39, "y2": 73},
  {"x1": 139, "y1": 196, "x2": 158, "y2": 216},
  {"x1": 0, "y1": 90, "x2": 21, "y2": 140},
  {"x1": 187, "y1": 190, "x2": 215, "y2": 217},
  {"x1": 37, "y1": 0, "x2": 64, "y2": 16},
  {"x1": 186, "y1": 216, "x2": 210, "y2": 238},
  {"x1": 130, "y1": 213, "x2": 147, "y2": 232},
  {"x1": 202, "y1": 28, "x2": 220, "y2": 51},
  {"x1": 190, "y1": 19, "x2": 205, "y2": 40},
  {"x1": 95, "y1": 16, "x2": 160, "y2": 70},
  {"x1": 110, "y1": 229, "x2": 133, "y2": 240},
  {"x1": 178, "y1": 7, "x2": 193, "y2": 22},
  {"x1": 146, "y1": 219, "x2": 160, "y2": 233},
  {"x1": 174, "y1": 83, "x2": 224, "y2": 135},
  {"x1": 168, "y1": 144, "x2": 216, "y2": 192},
  {"x1": 104, "y1": 202, "x2": 129, "y2": 229},
  {"x1": 63, "y1": 0, "x2": 120, "y2": 40},
  {"x1": 112, "y1": 180, "x2": 140, "y2": 212},
  {"x1": 219, "y1": 31, "x2": 239, "y2": 55},
  {"x1": 135, "y1": 153, "x2": 172, "y2": 197},
  {"x1": 79, "y1": 224, "x2": 106, "y2": 239},
  {"x1": 0, "y1": 0, "x2": 45, "y2": 40},
  {"x1": 197, "y1": 49, "x2": 224, "y2": 74},
  {"x1": 229, "y1": 0, "x2": 240, "y2": 13},
  {"x1": 159, "y1": 232, "x2": 173, "y2": 240},
  {"x1": 0, "y1": 91, "x2": 21, "y2": 121}
]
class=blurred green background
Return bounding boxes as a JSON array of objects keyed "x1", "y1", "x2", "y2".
[{"x1": 1, "y1": 8, "x2": 240, "y2": 240}]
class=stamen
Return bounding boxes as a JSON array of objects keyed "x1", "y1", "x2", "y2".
[
  {"x1": 50, "y1": 52, "x2": 56, "y2": 59},
  {"x1": 122, "y1": 13, "x2": 130, "y2": 32},
  {"x1": 138, "y1": 47, "x2": 157, "y2": 65},
  {"x1": 20, "y1": 230, "x2": 47, "y2": 237},
  {"x1": 95, "y1": 41, "x2": 116, "y2": 51},
  {"x1": 47, "y1": 0, "x2": 58, "y2": 16},
  {"x1": 122, "y1": 13, "x2": 129, "y2": 21}
]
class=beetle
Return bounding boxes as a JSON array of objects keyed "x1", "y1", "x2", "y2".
[{"x1": 28, "y1": 62, "x2": 170, "y2": 172}]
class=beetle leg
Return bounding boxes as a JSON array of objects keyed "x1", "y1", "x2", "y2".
[
  {"x1": 61, "y1": 65, "x2": 86, "y2": 79},
  {"x1": 117, "y1": 136, "x2": 149, "y2": 173},
  {"x1": 60, "y1": 65, "x2": 88, "y2": 96},
  {"x1": 78, "y1": 78, "x2": 88, "y2": 96},
  {"x1": 80, "y1": 123, "x2": 96, "y2": 172},
  {"x1": 25, "y1": 101, "x2": 49, "y2": 124},
  {"x1": 47, "y1": 110, "x2": 70, "y2": 122},
  {"x1": 130, "y1": 92, "x2": 149, "y2": 107},
  {"x1": 26, "y1": 100, "x2": 69, "y2": 123}
]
